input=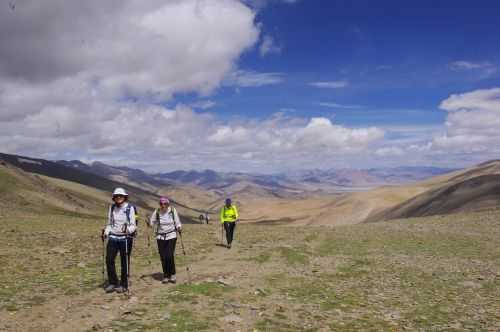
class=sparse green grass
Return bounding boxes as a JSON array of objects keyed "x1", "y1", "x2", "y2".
[
  {"x1": 109, "y1": 309, "x2": 211, "y2": 332},
  {"x1": 174, "y1": 281, "x2": 235, "y2": 299},
  {"x1": 278, "y1": 246, "x2": 309, "y2": 265},
  {"x1": 242, "y1": 251, "x2": 272, "y2": 263}
]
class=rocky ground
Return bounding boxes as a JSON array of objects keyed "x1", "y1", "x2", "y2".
[{"x1": 1, "y1": 208, "x2": 500, "y2": 331}]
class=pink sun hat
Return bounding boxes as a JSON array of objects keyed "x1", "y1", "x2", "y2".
[{"x1": 159, "y1": 196, "x2": 170, "y2": 204}]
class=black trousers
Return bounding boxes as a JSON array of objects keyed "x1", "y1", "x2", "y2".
[
  {"x1": 157, "y1": 238, "x2": 177, "y2": 277},
  {"x1": 106, "y1": 237, "x2": 133, "y2": 288},
  {"x1": 223, "y1": 222, "x2": 236, "y2": 245}
]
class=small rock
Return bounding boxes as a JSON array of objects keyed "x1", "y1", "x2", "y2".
[
  {"x1": 49, "y1": 247, "x2": 69, "y2": 255},
  {"x1": 77, "y1": 262, "x2": 86, "y2": 268},
  {"x1": 162, "y1": 312, "x2": 171, "y2": 320},
  {"x1": 217, "y1": 278, "x2": 232, "y2": 286},
  {"x1": 91, "y1": 323, "x2": 102, "y2": 331},
  {"x1": 101, "y1": 305, "x2": 110, "y2": 310},
  {"x1": 460, "y1": 281, "x2": 482, "y2": 289}
]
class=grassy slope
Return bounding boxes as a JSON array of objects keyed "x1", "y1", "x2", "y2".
[{"x1": 1, "y1": 206, "x2": 500, "y2": 331}]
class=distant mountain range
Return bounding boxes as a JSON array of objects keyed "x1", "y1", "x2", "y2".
[{"x1": 56, "y1": 158, "x2": 455, "y2": 196}]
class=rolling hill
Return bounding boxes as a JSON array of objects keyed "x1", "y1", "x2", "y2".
[
  {"x1": 0, "y1": 153, "x2": 202, "y2": 223},
  {"x1": 367, "y1": 160, "x2": 500, "y2": 222}
]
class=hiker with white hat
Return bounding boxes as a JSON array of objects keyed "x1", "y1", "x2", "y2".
[{"x1": 102, "y1": 188, "x2": 137, "y2": 294}]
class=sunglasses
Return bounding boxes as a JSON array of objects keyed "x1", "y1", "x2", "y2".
[
  {"x1": 160, "y1": 202, "x2": 169, "y2": 206},
  {"x1": 113, "y1": 195, "x2": 125, "y2": 199}
]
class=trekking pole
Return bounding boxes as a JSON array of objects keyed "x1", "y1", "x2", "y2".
[
  {"x1": 220, "y1": 223, "x2": 224, "y2": 246},
  {"x1": 145, "y1": 219, "x2": 152, "y2": 265},
  {"x1": 124, "y1": 229, "x2": 131, "y2": 297},
  {"x1": 101, "y1": 229, "x2": 106, "y2": 285},
  {"x1": 176, "y1": 227, "x2": 192, "y2": 284}
]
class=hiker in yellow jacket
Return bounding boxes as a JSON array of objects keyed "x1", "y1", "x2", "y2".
[{"x1": 220, "y1": 198, "x2": 239, "y2": 249}]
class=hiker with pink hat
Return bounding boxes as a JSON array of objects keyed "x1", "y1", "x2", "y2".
[{"x1": 148, "y1": 196, "x2": 182, "y2": 284}]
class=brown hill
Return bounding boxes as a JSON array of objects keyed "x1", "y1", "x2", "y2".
[
  {"x1": 366, "y1": 160, "x2": 500, "y2": 222},
  {"x1": 368, "y1": 174, "x2": 500, "y2": 221}
]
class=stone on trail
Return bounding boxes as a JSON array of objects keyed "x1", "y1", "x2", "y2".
[
  {"x1": 49, "y1": 247, "x2": 69, "y2": 255},
  {"x1": 460, "y1": 281, "x2": 482, "y2": 289},
  {"x1": 77, "y1": 262, "x2": 86, "y2": 268},
  {"x1": 161, "y1": 312, "x2": 171, "y2": 320},
  {"x1": 217, "y1": 277, "x2": 232, "y2": 286},
  {"x1": 91, "y1": 323, "x2": 102, "y2": 331}
]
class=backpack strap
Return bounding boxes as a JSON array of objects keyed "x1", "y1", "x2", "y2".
[
  {"x1": 125, "y1": 205, "x2": 131, "y2": 224},
  {"x1": 110, "y1": 204, "x2": 116, "y2": 227}
]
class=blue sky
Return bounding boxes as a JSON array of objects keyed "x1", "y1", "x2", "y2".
[
  {"x1": 195, "y1": 0, "x2": 500, "y2": 126},
  {"x1": 1, "y1": 0, "x2": 499, "y2": 172}
]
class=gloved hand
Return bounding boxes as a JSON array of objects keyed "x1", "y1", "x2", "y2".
[
  {"x1": 177, "y1": 227, "x2": 182, "y2": 234},
  {"x1": 101, "y1": 229, "x2": 107, "y2": 241}
]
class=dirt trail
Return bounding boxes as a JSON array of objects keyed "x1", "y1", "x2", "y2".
[{"x1": 0, "y1": 223, "x2": 252, "y2": 332}]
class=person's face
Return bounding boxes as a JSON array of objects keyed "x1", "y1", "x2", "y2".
[
  {"x1": 160, "y1": 202, "x2": 169, "y2": 210},
  {"x1": 113, "y1": 195, "x2": 126, "y2": 205}
]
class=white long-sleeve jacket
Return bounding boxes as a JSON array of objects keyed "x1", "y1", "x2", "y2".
[
  {"x1": 104, "y1": 203, "x2": 137, "y2": 239},
  {"x1": 149, "y1": 207, "x2": 181, "y2": 241}
]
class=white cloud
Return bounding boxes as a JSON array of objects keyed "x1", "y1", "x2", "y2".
[
  {"x1": 375, "y1": 147, "x2": 405, "y2": 157},
  {"x1": 225, "y1": 70, "x2": 284, "y2": 87},
  {"x1": 259, "y1": 35, "x2": 281, "y2": 56},
  {"x1": 309, "y1": 81, "x2": 349, "y2": 89},
  {"x1": 431, "y1": 88, "x2": 500, "y2": 153},
  {"x1": 449, "y1": 61, "x2": 493, "y2": 71},
  {"x1": 0, "y1": 0, "x2": 259, "y2": 101},
  {"x1": 318, "y1": 102, "x2": 364, "y2": 109},
  {"x1": 189, "y1": 100, "x2": 217, "y2": 110},
  {"x1": 371, "y1": 88, "x2": 500, "y2": 167}
]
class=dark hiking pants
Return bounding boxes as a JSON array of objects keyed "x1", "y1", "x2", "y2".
[
  {"x1": 157, "y1": 238, "x2": 177, "y2": 278},
  {"x1": 223, "y1": 221, "x2": 236, "y2": 245},
  {"x1": 106, "y1": 237, "x2": 133, "y2": 288}
]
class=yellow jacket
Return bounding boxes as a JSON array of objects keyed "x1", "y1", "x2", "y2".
[{"x1": 220, "y1": 204, "x2": 239, "y2": 223}]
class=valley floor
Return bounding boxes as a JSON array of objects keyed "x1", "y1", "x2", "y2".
[{"x1": 1, "y1": 209, "x2": 500, "y2": 331}]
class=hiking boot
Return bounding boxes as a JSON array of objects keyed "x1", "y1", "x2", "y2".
[
  {"x1": 104, "y1": 284, "x2": 116, "y2": 293},
  {"x1": 227, "y1": 243, "x2": 232, "y2": 249},
  {"x1": 115, "y1": 286, "x2": 125, "y2": 293},
  {"x1": 169, "y1": 275, "x2": 177, "y2": 284},
  {"x1": 162, "y1": 277, "x2": 169, "y2": 284}
]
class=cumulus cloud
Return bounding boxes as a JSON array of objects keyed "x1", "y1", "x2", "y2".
[
  {"x1": 372, "y1": 88, "x2": 500, "y2": 167},
  {"x1": 432, "y1": 88, "x2": 500, "y2": 153},
  {"x1": 1, "y1": 1, "x2": 259, "y2": 98},
  {"x1": 309, "y1": 81, "x2": 349, "y2": 89}
]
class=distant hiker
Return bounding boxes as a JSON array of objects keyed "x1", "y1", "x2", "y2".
[
  {"x1": 220, "y1": 198, "x2": 239, "y2": 249},
  {"x1": 199, "y1": 212, "x2": 210, "y2": 224},
  {"x1": 149, "y1": 196, "x2": 182, "y2": 284},
  {"x1": 102, "y1": 188, "x2": 137, "y2": 294}
]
